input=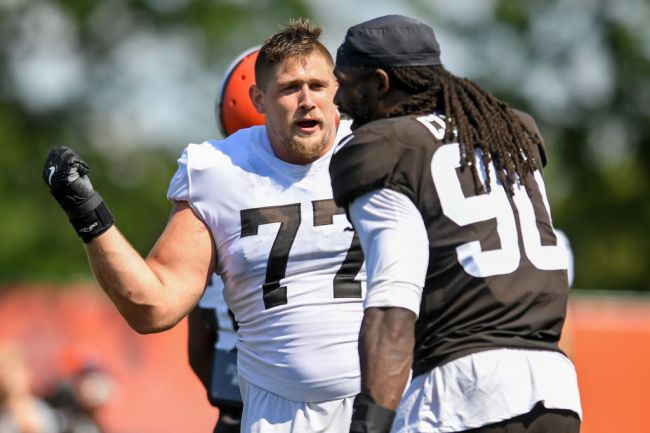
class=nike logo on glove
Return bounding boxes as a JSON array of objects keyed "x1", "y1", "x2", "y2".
[{"x1": 47, "y1": 166, "x2": 55, "y2": 186}]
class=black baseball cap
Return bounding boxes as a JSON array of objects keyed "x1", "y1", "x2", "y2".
[{"x1": 336, "y1": 15, "x2": 442, "y2": 68}]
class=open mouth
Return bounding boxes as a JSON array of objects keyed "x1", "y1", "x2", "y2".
[{"x1": 296, "y1": 119, "x2": 319, "y2": 130}]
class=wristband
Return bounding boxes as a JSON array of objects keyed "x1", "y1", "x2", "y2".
[
  {"x1": 349, "y1": 393, "x2": 396, "y2": 433},
  {"x1": 69, "y1": 198, "x2": 115, "y2": 243}
]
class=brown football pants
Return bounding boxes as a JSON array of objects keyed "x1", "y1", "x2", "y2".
[{"x1": 459, "y1": 402, "x2": 580, "y2": 433}]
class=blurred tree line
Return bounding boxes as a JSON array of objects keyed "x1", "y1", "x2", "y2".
[{"x1": 0, "y1": 0, "x2": 647, "y2": 291}]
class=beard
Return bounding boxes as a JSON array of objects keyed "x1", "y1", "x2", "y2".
[
  {"x1": 344, "y1": 86, "x2": 375, "y2": 130},
  {"x1": 285, "y1": 128, "x2": 332, "y2": 161}
]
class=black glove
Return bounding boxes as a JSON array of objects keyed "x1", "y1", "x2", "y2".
[
  {"x1": 43, "y1": 146, "x2": 114, "y2": 243},
  {"x1": 349, "y1": 393, "x2": 396, "y2": 433}
]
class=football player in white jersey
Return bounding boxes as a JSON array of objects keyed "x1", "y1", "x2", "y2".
[{"x1": 43, "y1": 19, "x2": 365, "y2": 433}]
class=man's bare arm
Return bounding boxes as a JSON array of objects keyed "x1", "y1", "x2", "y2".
[
  {"x1": 85, "y1": 202, "x2": 214, "y2": 334},
  {"x1": 43, "y1": 147, "x2": 215, "y2": 333},
  {"x1": 349, "y1": 306, "x2": 415, "y2": 433},
  {"x1": 360, "y1": 306, "x2": 415, "y2": 410}
]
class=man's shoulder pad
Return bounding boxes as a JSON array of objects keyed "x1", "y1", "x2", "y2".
[{"x1": 330, "y1": 119, "x2": 402, "y2": 208}]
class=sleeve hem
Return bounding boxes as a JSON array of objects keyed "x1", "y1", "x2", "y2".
[{"x1": 364, "y1": 281, "x2": 423, "y2": 318}]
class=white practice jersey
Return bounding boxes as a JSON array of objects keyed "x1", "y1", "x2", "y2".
[{"x1": 168, "y1": 122, "x2": 366, "y2": 402}]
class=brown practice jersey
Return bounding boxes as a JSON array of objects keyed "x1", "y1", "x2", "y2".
[{"x1": 330, "y1": 112, "x2": 571, "y2": 377}]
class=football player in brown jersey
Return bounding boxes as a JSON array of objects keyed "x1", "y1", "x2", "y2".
[{"x1": 330, "y1": 14, "x2": 582, "y2": 433}]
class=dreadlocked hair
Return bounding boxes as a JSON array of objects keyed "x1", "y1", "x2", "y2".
[{"x1": 385, "y1": 65, "x2": 541, "y2": 194}]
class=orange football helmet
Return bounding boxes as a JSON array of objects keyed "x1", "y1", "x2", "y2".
[{"x1": 216, "y1": 46, "x2": 265, "y2": 137}]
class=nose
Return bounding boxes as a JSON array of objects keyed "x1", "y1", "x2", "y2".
[
  {"x1": 333, "y1": 87, "x2": 342, "y2": 107},
  {"x1": 298, "y1": 85, "x2": 316, "y2": 109}
]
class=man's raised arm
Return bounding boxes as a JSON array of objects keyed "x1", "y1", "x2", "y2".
[{"x1": 43, "y1": 146, "x2": 214, "y2": 333}]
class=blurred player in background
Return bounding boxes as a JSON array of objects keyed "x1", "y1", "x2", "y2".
[
  {"x1": 187, "y1": 46, "x2": 263, "y2": 433},
  {"x1": 47, "y1": 362, "x2": 112, "y2": 433},
  {"x1": 44, "y1": 19, "x2": 365, "y2": 433},
  {"x1": 330, "y1": 15, "x2": 581, "y2": 433},
  {"x1": 0, "y1": 341, "x2": 58, "y2": 433},
  {"x1": 189, "y1": 276, "x2": 241, "y2": 433},
  {"x1": 216, "y1": 46, "x2": 266, "y2": 139}
]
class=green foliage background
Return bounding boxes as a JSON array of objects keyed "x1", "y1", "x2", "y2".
[{"x1": 0, "y1": 0, "x2": 647, "y2": 291}]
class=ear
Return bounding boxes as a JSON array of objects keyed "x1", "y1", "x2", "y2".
[
  {"x1": 373, "y1": 69, "x2": 390, "y2": 97},
  {"x1": 249, "y1": 84, "x2": 265, "y2": 114}
]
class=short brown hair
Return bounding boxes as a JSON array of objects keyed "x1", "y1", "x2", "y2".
[{"x1": 255, "y1": 18, "x2": 333, "y2": 89}]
